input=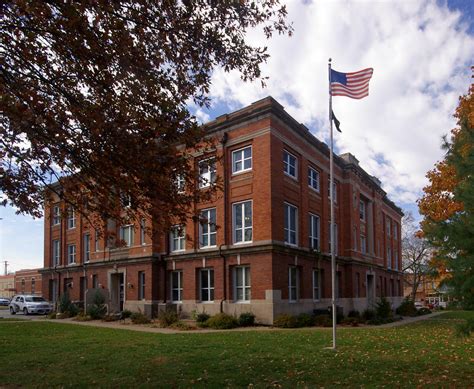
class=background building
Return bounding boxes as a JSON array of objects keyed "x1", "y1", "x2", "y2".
[{"x1": 41, "y1": 97, "x2": 403, "y2": 323}]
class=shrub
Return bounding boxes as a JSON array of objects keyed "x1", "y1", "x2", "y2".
[
  {"x1": 58, "y1": 292, "x2": 79, "y2": 317},
  {"x1": 47, "y1": 311, "x2": 57, "y2": 319},
  {"x1": 314, "y1": 315, "x2": 332, "y2": 327},
  {"x1": 341, "y1": 317, "x2": 360, "y2": 327},
  {"x1": 238, "y1": 312, "x2": 256, "y2": 327},
  {"x1": 74, "y1": 312, "x2": 92, "y2": 321},
  {"x1": 416, "y1": 307, "x2": 432, "y2": 316},
  {"x1": 169, "y1": 321, "x2": 195, "y2": 331},
  {"x1": 362, "y1": 309, "x2": 376, "y2": 322},
  {"x1": 296, "y1": 313, "x2": 314, "y2": 327},
  {"x1": 131, "y1": 311, "x2": 151, "y2": 324},
  {"x1": 87, "y1": 291, "x2": 107, "y2": 320},
  {"x1": 273, "y1": 314, "x2": 298, "y2": 328},
  {"x1": 455, "y1": 318, "x2": 474, "y2": 338},
  {"x1": 196, "y1": 312, "x2": 211, "y2": 324},
  {"x1": 348, "y1": 310, "x2": 360, "y2": 318},
  {"x1": 158, "y1": 309, "x2": 179, "y2": 327},
  {"x1": 206, "y1": 313, "x2": 239, "y2": 329},
  {"x1": 121, "y1": 309, "x2": 132, "y2": 319},
  {"x1": 375, "y1": 297, "x2": 393, "y2": 319},
  {"x1": 396, "y1": 298, "x2": 417, "y2": 316},
  {"x1": 102, "y1": 314, "x2": 119, "y2": 322}
]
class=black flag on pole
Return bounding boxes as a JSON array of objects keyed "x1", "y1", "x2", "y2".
[{"x1": 332, "y1": 110, "x2": 341, "y2": 132}]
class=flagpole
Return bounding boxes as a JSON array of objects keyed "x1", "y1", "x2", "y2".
[{"x1": 328, "y1": 58, "x2": 337, "y2": 350}]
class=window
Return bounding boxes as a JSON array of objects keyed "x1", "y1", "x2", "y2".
[
  {"x1": 140, "y1": 219, "x2": 146, "y2": 245},
  {"x1": 289, "y1": 267, "x2": 299, "y2": 302},
  {"x1": 234, "y1": 266, "x2": 251, "y2": 302},
  {"x1": 175, "y1": 174, "x2": 185, "y2": 193},
  {"x1": 21, "y1": 279, "x2": 25, "y2": 293},
  {"x1": 31, "y1": 278, "x2": 36, "y2": 294},
  {"x1": 171, "y1": 271, "x2": 183, "y2": 302},
  {"x1": 120, "y1": 225, "x2": 134, "y2": 247},
  {"x1": 393, "y1": 222, "x2": 398, "y2": 240},
  {"x1": 170, "y1": 226, "x2": 185, "y2": 252},
  {"x1": 327, "y1": 180, "x2": 337, "y2": 202},
  {"x1": 394, "y1": 250, "x2": 399, "y2": 270},
  {"x1": 121, "y1": 193, "x2": 132, "y2": 208},
  {"x1": 67, "y1": 244, "x2": 76, "y2": 264},
  {"x1": 200, "y1": 208, "x2": 217, "y2": 248},
  {"x1": 138, "y1": 271, "x2": 145, "y2": 300},
  {"x1": 233, "y1": 201, "x2": 252, "y2": 244},
  {"x1": 309, "y1": 213, "x2": 320, "y2": 250},
  {"x1": 283, "y1": 150, "x2": 297, "y2": 178},
  {"x1": 92, "y1": 275, "x2": 99, "y2": 289},
  {"x1": 52, "y1": 205, "x2": 60, "y2": 226},
  {"x1": 359, "y1": 200, "x2": 366, "y2": 221},
  {"x1": 67, "y1": 207, "x2": 76, "y2": 229},
  {"x1": 199, "y1": 159, "x2": 216, "y2": 188},
  {"x1": 52, "y1": 239, "x2": 60, "y2": 266},
  {"x1": 308, "y1": 167, "x2": 320, "y2": 191},
  {"x1": 232, "y1": 146, "x2": 252, "y2": 174},
  {"x1": 387, "y1": 247, "x2": 392, "y2": 269},
  {"x1": 200, "y1": 269, "x2": 214, "y2": 302},
  {"x1": 360, "y1": 235, "x2": 367, "y2": 254},
  {"x1": 95, "y1": 230, "x2": 100, "y2": 252},
  {"x1": 312, "y1": 269, "x2": 320, "y2": 300},
  {"x1": 386, "y1": 218, "x2": 391, "y2": 236},
  {"x1": 328, "y1": 222, "x2": 338, "y2": 255},
  {"x1": 284, "y1": 203, "x2": 298, "y2": 246},
  {"x1": 83, "y1": 234, "x2": 90, "y2": 262}
]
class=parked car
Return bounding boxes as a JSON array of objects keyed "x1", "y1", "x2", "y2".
[
  {"x1": 9, "y1": 295, "x2": 53, "y2": 315},
  {"x1": 0, "y1": 297, "x2": 10, "y2": 306},
  {"x1": 414, "y1": 301, "x2": 424, "y2": 310}
]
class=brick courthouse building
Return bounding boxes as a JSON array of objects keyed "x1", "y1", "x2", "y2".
[{"x1": 41, "y1": 97, "x2": 403, "y2": 324}]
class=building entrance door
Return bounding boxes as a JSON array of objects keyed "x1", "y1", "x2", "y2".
[{"x1": 110, "y1": 272, "x2": 125, "y2": 312}]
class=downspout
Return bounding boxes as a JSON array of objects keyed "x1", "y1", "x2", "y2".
[{"x1": 219, "y1": 132, "x2": 228, "y2": 313}]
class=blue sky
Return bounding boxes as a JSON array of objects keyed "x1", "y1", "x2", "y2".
[{"x1": 1, "y1": 0, "x2": 473, "y2": 273}]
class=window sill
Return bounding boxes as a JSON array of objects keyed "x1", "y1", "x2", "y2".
[
  {"x1": 232, "y1": 168, "x2": 252, "y2": 176},
  {"x1": 309, "y1": 186, "x2": 320, "y2": 194},
  {"x1": 284, "y1": 172, "x2": 298, "y2": 181},
  {"x1": 234, "y1": 300, "x2": 251, "y2": 304},
  {"x1": 232, "y1": 241, "x2": 253, "y2": 246}
]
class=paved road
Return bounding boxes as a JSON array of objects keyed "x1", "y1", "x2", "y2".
[{"x1": 0, "y1": 307, "x2": 45, "y2": 320}]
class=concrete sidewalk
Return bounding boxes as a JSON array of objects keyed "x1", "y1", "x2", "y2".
[{"x1": 1, "y1": 311, "x2": 446, "y2": 334}]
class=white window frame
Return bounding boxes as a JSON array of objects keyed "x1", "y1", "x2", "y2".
[
  {"x1": 284, "y1": 202, "x2": 298, "y2": 246},
  {"x1": 171, "y1": 270, "x2": 183, "y2": 303},
  {"x1": 52, "y1": 205, "x2": 60, "y2": 226},
  {"x1": 360, "y1": 200, "x2": 366, "y2": 221},
  {"x1": 309, "y1": 213, "x2": 320, "y2": 250},
  {"x1": 232, "y1": 146, "x2": 252, "y2": 174},
  {"x1": 198, "y1": 158, "x2": 216, "y2": 189},
  {"x1": 52, "y1": 239, "x2": 60, "y2": 267},
  {"x1": 199, "y1": 208, "x2": 217, "y2": 248},
  {"x1": 67, "y1": 244, "x2": 76, "y2": 265},
  {"x1": 312, "y1": 269, "x2": 321, "y2": 301},
  {"x1": 175, "y1": 174, "x2": 185, "y2": 193},
  {"x1": 232, "y1": 200, "x2": 253, "y2": 244},
  {"x1": 170, "y1": 226, "x2": 185, "y2": 252},
  {"x1": 200, "y1": 268, "x2": 215, "y2": 302},
  {"x1": 83, "y1": 233, "x2": 90, "y2": 262},
  {"x1": 140, "y1": 218, "x2": 146, "y2": 245},
  {"x1": 288, "y1": 266, "x2": 299, "y2": 302},
  {"x1": 119, "y1": 224, "x2": 134, "y2": 247},
  {"x1": 234, "y1": 266, "x2": 251, "y2": 302},
  {"x1": 138, "y1": 271, "x2": 145, "y2": 300},
  {"x1": 67, "y1": 207, "x2": 76, "y2": 229},
  {"x1": 308, "y1": 166, "x2": 320, "y2": 192},
  {"x1": 283, "y1": 150, "x2": 298, "y2": 179}
]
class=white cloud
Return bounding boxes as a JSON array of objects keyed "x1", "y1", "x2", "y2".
[{"x1": 208, "y1": 0, "x2": 473, "y2": 208}]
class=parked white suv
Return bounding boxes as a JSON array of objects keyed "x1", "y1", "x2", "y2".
[{"x1": 9, "y1": 295, "x2": 53, "y2": 315}]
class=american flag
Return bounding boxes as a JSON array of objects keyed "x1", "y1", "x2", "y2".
[{"x1": 330, "y1": 68, "x2": 374, "y2": 99}]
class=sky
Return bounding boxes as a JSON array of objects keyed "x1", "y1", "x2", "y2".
[{"x1": 1, "y1": 0, "x2": 473, "y2": 273}]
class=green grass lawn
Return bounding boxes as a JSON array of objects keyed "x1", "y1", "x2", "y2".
[{"x1": 1, "y1": 311, "x2": 473, "y2": 388}]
